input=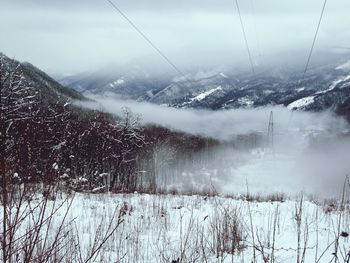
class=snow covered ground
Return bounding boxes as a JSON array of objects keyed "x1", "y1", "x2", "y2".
[
  {"x1": 65, "y1": 98, "x2": 350, "y2": 262},
  {"x1": 7, "y1": 191, "x2": 349, "y2": 263}
]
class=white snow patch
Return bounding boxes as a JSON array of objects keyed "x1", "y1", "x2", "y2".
[
  {"x1": 190, "y1": 86, "x2": 222, "y2": 102},
  {"x1": 116, "y1": 79, "x2": 125, "y2": 85},
  {"x1": 219, "y1": 72, "x2": 228, "y2": 78},
  {"x1": 146, "y1": 90, "x2": 154, "y2": 98},
  {"x1": 78, "y1": 177, "x2": 88, "y2": 183},
  {"x1": 336, "y1": 60, "x2": 350, "y2": 71},
  {"x1": 52, "y1": 163, "x2": 59, "y2": 170},
  {"x1": 53, "y1": 141, "x2": 66, "y2": 151},
  {"x1": 109, "y1": 79, "x2": 125, "y2": 88},
  {"x1": 237, "y1": 96, "x2": 254, "y2": 107},
  {"x1": 92, "y1": 186, "x2": 107, "y2": 193},
  {"x1": 290, "y1": 75, "x2": 350, "y2": 109},
  {"x1": 288, "y1": 96, "x2": 315, "y2": 109},
  {"x1": 60, "y1": 173, "x2": 69, "y2": 179},
  {"x1": 314, "y1": 75, "x2": 350, "y2": 95}
]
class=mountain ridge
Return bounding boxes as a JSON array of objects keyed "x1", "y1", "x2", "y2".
[
  {"x1": 0, "y1": 53, "x2": 85, "y2": 104},
  {"x1": 59, "y1": 54, "x2": 350, "y2": 120}
]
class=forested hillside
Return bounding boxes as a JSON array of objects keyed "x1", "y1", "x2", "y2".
[{"x1": 1, "y1": 54, "x2": 222, "y2": 193}]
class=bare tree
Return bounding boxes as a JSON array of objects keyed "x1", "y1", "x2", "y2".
[
  {"x1": 0, "y1": 55, "x2": 38, "y2": 262},
  {"x1": 109, "y1": 107, "x2": 145, "y2": 191}
]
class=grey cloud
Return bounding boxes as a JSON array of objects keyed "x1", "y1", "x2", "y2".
[
  {"x1": 0, "y1": 0, "x2": 349, "y2": 74},
  {"x1": 2, "y1": 0, "x2": 350, "y2": 15}
]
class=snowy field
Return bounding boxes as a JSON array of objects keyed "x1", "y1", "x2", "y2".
[{"x1": 7, "y1": 191, "x2": 349, "y2": 263}]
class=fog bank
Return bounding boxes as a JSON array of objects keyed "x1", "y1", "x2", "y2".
[
  {"x1": 77, "y1": 96, "x2": 350, "y2": 198},
  {"x1": 79, "y1": 95, "x2": 348, "y2": 140}
]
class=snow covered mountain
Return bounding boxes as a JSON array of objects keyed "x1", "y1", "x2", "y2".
[{"x1": 59, "y1": 54, "x2": 350, "y2": 119}]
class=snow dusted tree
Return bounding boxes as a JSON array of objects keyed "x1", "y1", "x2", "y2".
[
  {"x1": 0, "y1": 55, "x2": 36, "y2": 182},
  {"x1": 108, "y1": 107, "x2": 145, "y2": 191},
  {"x1": 0, "y1": 54, "x2": 37, "y2": 262},
  {"x1": 0, "y1": 55, "x2": 73, "y2": 262},
  {"x1": 52, "y1": 107, "x2": 146, "y2": 192},
  {"x1": 29, "y1": 103, "x2": 71, "y2": 182}
]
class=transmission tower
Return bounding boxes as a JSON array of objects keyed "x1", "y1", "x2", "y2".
[{"x1": 267, "y1": 111, "x2": 274, "y2": 149}]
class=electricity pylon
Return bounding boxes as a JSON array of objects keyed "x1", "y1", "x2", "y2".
[{"x1": 267, "y1": 111, "x2": 274, "y2": 149}]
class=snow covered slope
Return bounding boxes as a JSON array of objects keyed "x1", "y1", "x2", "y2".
[{"x1": 12, "y1": 192, "x2": 350, "y2": 263}]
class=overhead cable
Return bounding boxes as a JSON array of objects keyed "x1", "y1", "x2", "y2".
[
  {"x1": 105, "y1": 0, "x2": 187, "y2": 79},
  {"x1": 234, "y1": 0, "x2": 256, "y2": 77}
]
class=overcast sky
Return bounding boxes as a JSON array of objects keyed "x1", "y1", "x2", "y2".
[{"x1": 1, "y1": 0, "x2": 349, "y2": 75}]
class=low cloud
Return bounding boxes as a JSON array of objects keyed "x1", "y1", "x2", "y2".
[
  {"x1": 77, "y1": 95, "x2": 350, "y2": 198},
  {"x1": 79, "y1": 94, "x2": 348, "y2": 140}
]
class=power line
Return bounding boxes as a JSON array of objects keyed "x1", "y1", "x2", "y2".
[
  {"x1": 105, "y1": 0, "x2": 187, "y2": 79},
  {"x1": 300, "y1": 0, "x2": 327, "y2": 85},
  {"x1": 234, "y1": 0, "x2": 256, "y2": 77},
  {"x1": 267, "y1": 111, "x2": 274, "y2": 149}
]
